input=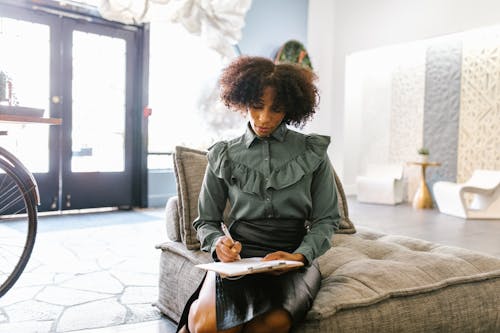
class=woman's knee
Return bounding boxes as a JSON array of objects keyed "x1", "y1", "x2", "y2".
[
  {"x1": 190, "y1": 318, "x2": 216, "y2": 333},
  {"x1": 244, "y1": 309, "x2": 292, "y2": 333},
  {"x1": 266, "y1": 309, "x2": 292, "y2": 332},
  {"x1": 188, "y1": 299, "x2": 216, "y2": 333},
  {"x1": 187, "y1": 272, "x2": 217, "y2": 333}
]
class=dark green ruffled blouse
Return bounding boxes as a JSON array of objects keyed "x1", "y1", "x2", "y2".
[{"x1": 193, "y1": 122, "x2": 340, "y2": 264}]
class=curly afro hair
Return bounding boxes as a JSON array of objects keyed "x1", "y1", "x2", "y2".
[{"x1": 219, "y1": 56, "x2": 319, "y2": 128}]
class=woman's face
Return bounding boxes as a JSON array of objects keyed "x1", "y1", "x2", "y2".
[{"x1": 248, "y1": 86, "x2": 286, "y2": 138}]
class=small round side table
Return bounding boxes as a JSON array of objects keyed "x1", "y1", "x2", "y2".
[{"x1": 407, "y1": 161, "x2": 441, "y2": 209}]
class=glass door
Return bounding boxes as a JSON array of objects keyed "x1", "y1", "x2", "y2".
[
  {"x1": 59, "y1": 19, "x2": 139, "y2": 210},
  {"x1": 0, "y1": 3, "x2": 143, "y2": 212},
  {"x1": 0, "y1": 5, "x2": 58, "y2": 212}
]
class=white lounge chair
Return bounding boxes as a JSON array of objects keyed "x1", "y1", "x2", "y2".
[
  {"x1": 433, "y1": 169, "x2": 500, "y2": 219},
  {"x1": 356, "y1": 164, "x2": 404, "y2": 205}
]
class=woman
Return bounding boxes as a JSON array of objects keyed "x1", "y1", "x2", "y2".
[{"x1": 178, "y1": 56, "x2": 340, "y2": 333}]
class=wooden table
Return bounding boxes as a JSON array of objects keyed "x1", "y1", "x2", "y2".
[
  {"x1": 407, "y1": 161, "x2": 441, "y2": 209},
  {"x1": 0, "y1": 114, "x2": 62, "y2": 125}
]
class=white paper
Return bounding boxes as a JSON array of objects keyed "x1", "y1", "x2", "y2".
[{"x1": 195, "y1": 257, "x2": 304, "y2": 277}]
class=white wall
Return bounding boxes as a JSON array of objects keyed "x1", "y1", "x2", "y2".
[
  {"x1": 239, "y1": 0, "x2": 308, "y2": 58},
  {"x1": 307, "y1": 0, "x2": 500, "y2": 193},
  {"x1": 305, "y1": 0, "x2": 338, "y2": 168}
]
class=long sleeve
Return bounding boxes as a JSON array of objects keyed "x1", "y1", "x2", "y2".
[
  {"x1": 192, "y1": 164, "x2": 228, "y2": 256},
  {"x1": 195, "y1": 127, "x2": 340, "y2": 265},
  {"x1": 293, "y1": 157, "x2": 340, "y2": 264}
]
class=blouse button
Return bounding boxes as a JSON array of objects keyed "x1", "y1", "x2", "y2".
[{"x1": 266, "y1": 197, "x2": 270, "y2": 201}]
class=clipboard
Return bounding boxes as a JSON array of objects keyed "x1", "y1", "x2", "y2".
[{"x1": 195, "y1": 257, "x2": 304, "y2": 278}]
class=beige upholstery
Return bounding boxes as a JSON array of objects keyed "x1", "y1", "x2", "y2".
[
  {"x1": 156, "y1": 146, "x2": 500, "y2": 332},
  {"x1": 311, "y1": 228, "x2": 500, "y2": 325},
  {"x1": 172, "y1": 146, "x2": 209, "y2": 249}
]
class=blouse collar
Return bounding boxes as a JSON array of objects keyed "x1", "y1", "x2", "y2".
[{"x1": 244, "y1": 122, "x2": 287, "y2": 148}]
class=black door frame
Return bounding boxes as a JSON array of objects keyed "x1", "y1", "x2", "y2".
[{"x1": 0, "y1": 0, "x2": 149, "y2": 211}]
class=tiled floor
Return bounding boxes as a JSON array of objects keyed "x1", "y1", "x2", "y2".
[
  {"x1": 72, "y1": 319, "x2": 176, "y2": 333},
  {"x1": 1, "y1": 198, "x2": 499, "y2": 333},
  {"x1": 0, "y1": 209, "x2": 166, "y2": 333}
]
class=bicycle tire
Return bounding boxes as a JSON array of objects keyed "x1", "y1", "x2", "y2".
[{"x1": 0, "y1": 147, "x2": 39, "y2": 298}]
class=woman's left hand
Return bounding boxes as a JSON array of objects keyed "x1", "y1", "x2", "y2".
[{"x1": 262, "y1": 251, "x2": 306, "y2": 275}]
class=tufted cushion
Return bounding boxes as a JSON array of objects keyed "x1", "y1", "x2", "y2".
[
  {"x1": 173, "y1": 145, "x2": 356, "y2": 250},
  {"x1": 309, "y1": 226, "x2": 500, "y2": 325},
  {"x1": 156, "y1": 226, "x2": 500, "y2": 331},
  {"x1": 173, "y1": 146, "x2": 208, "y2": 250}
]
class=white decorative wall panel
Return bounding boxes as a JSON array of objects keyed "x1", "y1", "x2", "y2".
[
  {"x1": 389, "y1": 48, "x2": 426, "y2": 201},
  {"x1": 358, "y1": 71, "x2": 392, "y2": 169},
  {"x1": 345, "y1": 44, "x2": 426, "y2": 202},
  {"x1": 459, "y1": 30, "x2": 500, "y2": 182},
  {"x1": 346, "y1": 26, "x2": 500, "y2": 201},
  {"x1": 389, "y1": 62, "x2": 425, "y2": 163},
  {"x1": 344, "y1": 49, "x2": 397, "y2": 186}
]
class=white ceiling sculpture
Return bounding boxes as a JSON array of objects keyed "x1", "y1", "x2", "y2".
[{"x1": 98, "y1": 0, "x2": 252, "y2": 58}]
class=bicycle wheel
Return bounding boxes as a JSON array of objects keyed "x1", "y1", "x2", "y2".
[{"x1": 0, "y1": 147, "x2": 39, "y2": 298}]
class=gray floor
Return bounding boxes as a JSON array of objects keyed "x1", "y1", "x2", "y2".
[
  {"x1": 348, "y1": 197, "x2": 500, "y2": 257},
  {"x1": 1, "y1": 198, "x2": 499, "y2": 333}
]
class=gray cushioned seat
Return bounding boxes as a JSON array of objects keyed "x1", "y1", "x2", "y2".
[
  {"x1": 155, "y1": 146, "x2": 500, "y2": 332},
  {"x1": 156, "y1": 214, "x2": 500, "y2": 332}
]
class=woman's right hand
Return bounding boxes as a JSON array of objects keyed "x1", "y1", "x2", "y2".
[{"x1": 215, "y1": 236, "x2": 242, "y2": 262}]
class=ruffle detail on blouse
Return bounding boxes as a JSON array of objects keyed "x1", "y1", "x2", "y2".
[{"x1": 207, "y1": 134, "x2": 330, "y2": 196}]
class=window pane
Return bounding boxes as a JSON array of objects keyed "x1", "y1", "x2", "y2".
[
  {"x1": 0, "y1": 17, "x2": 50, "y2": 173},
  {"x1": 147, "y1": 22, "x2": 246, "y2": 170},
  {"x1": 71, "y1": 31, "x2": 126, "y2": 172}
]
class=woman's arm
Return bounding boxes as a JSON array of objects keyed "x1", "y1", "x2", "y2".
[
  {"x1": 193, "y1": 166, "x2": 227, "y2": 253},
  {"x1": 193, "y1": 165, "x2": 241, "y2": 261},
  {"x1": 293, "y1": 157, "x2": 340, "y2": 265}
]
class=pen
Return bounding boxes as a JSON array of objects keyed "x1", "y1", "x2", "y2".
[
  {"x1": 220, "y1": 223, "x2": 234, "y2": 242},
  {"x1": 221, "y1": 223, "x2": 241, "y2": 260}
]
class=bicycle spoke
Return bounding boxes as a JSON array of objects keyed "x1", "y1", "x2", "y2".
[
  {"x1": 0, "y1": 176, "x2": 34, "y2": 216},
  {"x1": 0, "y1": 153, "x2": 38, "y2": 297},
  {"x1": 0, "y1": 194, "x2": 25, "y2": 215}
]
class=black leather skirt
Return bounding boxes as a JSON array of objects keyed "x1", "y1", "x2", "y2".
[{"x1": 176, "y1": 219, "x2": 321, "y2": 331}]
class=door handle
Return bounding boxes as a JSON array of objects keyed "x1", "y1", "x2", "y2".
[
  {"x1": 51, "y1": 96, "x2": 61, "y2": 104},
  {"x1": 50, "y1": 196, "x2": 58, "y2": 210},
  {"x1": 65, "y1": 194, "x2": 71, "y2": 208}
]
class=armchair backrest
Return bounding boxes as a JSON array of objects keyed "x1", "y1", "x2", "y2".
[{"x1": 170, "y1": 146, "x2": 356, "y2": 250}]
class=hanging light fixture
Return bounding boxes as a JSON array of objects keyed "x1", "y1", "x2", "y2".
[{"x1": 98, "y1": 0, "x2": 252, "y2": 59}]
